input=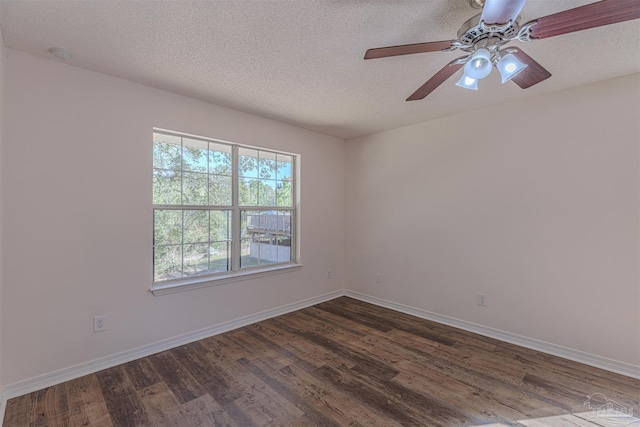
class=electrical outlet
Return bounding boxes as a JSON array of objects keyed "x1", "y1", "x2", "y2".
[
  {"x1": 327, "y1": 270, "x2": 332, "y2": 279},
  {"x1": 93, "y1": 315, "x2": 107, "y2": 333},
  {"x1": 376, "y1": 274, "x2": 381, "y2": 284},
  {"x1": 477, "y1": 294, "x2": 487, "y2": 307}
]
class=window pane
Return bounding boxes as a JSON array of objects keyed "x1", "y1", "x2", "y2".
[
  {"x1": 276, "y1": 235, "x2": 292, "y2": 262},
  {"x1": 183, "y1": 243, "x2": 209, "y2": 276},
  {"x1": 240, "y1": 239, "x2": 256, "y2": 267},
  {"x1": 209, "y1": 241, "x2": 230, "y2": 272},
  {"x1": 240, "y1": 210, "x2": 257, "y2": 267},
  {"x1": 276, "y1": 155, "x2": 292, "y2": 181},
  {"x1": 258, "y1": 180, "x2": 276, "y2": 207},
  {"x1": 240, "y1": 210, "x2": 291, "y2": 268},
  {"x1": 183, "y1": 210, "x2": 208, "y2": 244},
  {"x1": 239, "y1": 148, "x2": 258, "y2": 178},
  {"x1": 182, "y1": 138, "x2": 208, "y2": 173},
  {"x1": 241, "y1": 210, "x2": 256, "y2": 238},
  {"x1": 154, "y1": 245, "x2": 182, "y2": 281},
  {"x1": 239, "y1": 178, "x2": 258, "y2": 206},
  {"x1": 182, "y1": 172, "x2": 208, "y2": 205},
  {"x1": 154, "y1": 210, "x2": 182, "y2": 245},
  {"x1": 210, "y1": 210, "x2": 231, "y2": 241},
  {"x1": 153, "y1": 134, "x2": 181, "y2": 170},
  {"x1": 276, "y1": 181, "x2": 292, "y2": 207},
  {"x1": 276, "y1": 211, "x2": 292, "y2": 236},
  {"x1": 209, "y1": 143, "x2": 232, "y2": 175},
  {"x1": 153, "y1": 170, "x2": 181, "y2": 205},
  {"x1": 153, "y1": 131, "x2": 296, "y2": 283},
  {"x1": 258, "y1": 151, "x2": 276, "y2": 180},
  {"x1": 209, "y1": 174, "x2": 232, "y2": 206},
  {"x1": 256, "y1": 239, "x2": 278, "y2": 266}
]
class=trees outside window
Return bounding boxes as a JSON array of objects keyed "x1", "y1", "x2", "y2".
[{"x1": 153, "y1": 131, "x2": 296, "y2": 283}]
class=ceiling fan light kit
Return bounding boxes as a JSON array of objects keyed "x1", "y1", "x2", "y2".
[
  {"x1": 496, "y1": 52, "x2": 528, "y2": 83},
  {"x1": 455, "y1": 74, "x2": 479, "y2": 90},
  {"x1": 456, "y1": 47, "x2": 528, "y2": 90},
  {"x1": 464, "y1": 48, "x2": 492, "y2": 80},
  {"x1": 364, "y1": 0, "x2": 640, "y2": 101}
]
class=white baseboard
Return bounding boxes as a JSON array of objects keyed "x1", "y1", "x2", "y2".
[
  {"x1": 0, "y1": 393, "x2": 5, "y2": 427},
  {"x1": 2, "y1": 288, "x2": 638, "y2": 425},
  {"x1": 344, "y1": 290, "x2": 640, "y2": 380},
  {"x1": 1, "y1": 289, "x2": 345, "y2": 404}
]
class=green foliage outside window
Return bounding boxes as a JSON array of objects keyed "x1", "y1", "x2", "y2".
[{"x1": 152, "y1": 132, "x2": 294, "y2": 283}]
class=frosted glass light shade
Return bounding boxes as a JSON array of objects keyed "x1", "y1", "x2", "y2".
[
  {"x1": 455, "y1": 73, "x2": 478, "y2": 90},
  {"x1": 496, "y1": 53, "x2": 528, "y2": 83},
  {"x1": 464, "y1": 48, "x2": 492, "y2": 80}
]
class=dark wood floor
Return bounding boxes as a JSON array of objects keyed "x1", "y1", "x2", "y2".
[{"x1": 4, "y1": 297, "x2": 639, "y2": 426}]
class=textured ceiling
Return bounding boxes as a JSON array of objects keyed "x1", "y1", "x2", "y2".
[{"x1": 1, "y1": 0, "x2": 639, "y2": 139}]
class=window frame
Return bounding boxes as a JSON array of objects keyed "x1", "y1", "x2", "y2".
[{"x1": 151, "y1": 129, "x2": 300, "y2": 296}]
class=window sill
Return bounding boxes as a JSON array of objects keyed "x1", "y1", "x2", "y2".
[{"x1": 150, "y1": 263, "x2": 303, "y2": 296}]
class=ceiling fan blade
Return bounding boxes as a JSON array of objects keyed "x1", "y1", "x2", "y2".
[
  {"x1": 509, "y1": 49, "x2": 552, "y2": 89},
  {"x1": 364, "y1": 40, "x2": 456, "y2": 60},
  {"x1": 529, "y1": 0, "x2": 640, "y2": 39},
  {"x1": 481, "y1": 0, "x2": 528, "y2": 24},
  {"x1": 406, "y1": 58, "x2": 465, "y2": 101}
]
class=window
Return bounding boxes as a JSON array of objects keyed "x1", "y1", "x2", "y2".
[{"x1": 152, "y1": 130, "x2": 297, "y2": 288}]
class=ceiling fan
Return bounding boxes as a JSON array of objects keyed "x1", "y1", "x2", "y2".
[{"x1": 364, "y1": 0, "x2": 640, "y2": 101}]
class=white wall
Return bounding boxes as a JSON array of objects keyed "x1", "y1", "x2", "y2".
[
  {"x1": 346, "y1": 74, "x2": 640, "y2": 367},
  {"x1": 1, "y1": 45, "x2": 638, "y2": 391},
  {"x1": 1, "y1": 49, "x2": 346, "y2": 386},
  {"x1": 0, "y1": 12, "x2": 5, "y2": 399}
]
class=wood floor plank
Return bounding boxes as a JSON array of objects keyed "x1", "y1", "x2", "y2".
[
  {"x1": 203, "y1": 344, "x2": 305, "y2": 425},
  {"x1": 148, "y1": 350, "x2": 207, "y2": 405},
  {"x1": 278, "y1": 363, "x2": 406, "y2": 427},
  {"x1": 247, "y1": 318, "x2": 356, "y2": 371},
  {"x1": 95, "y1": 365, "x2": 150, "y2": 427},
  {"x1": 314, "y1": 366, "x2": 460, "y2": 426},
  {"x1": 236, "y1": 357, "x2": 340, "y2": 427},
  {"x1": 224, "y1": 328, "x2": 294, "y2": 371},
  {"x1": 270, "y1": 317, "x2": 400, "y2": 381},
  {"x1": 313, "y1": 363, "x2": 444, "y2": 426},
  {"x1": 3, "y1": 394, "x2": 33, "y2": 427},
  {"x1": 392, "y1": 359, "x2": 554, "y2": 424},
  {"x1": 65, "y1": 375, "x2": 112, "y2": 427},
  {"x1": 313, "y1": 304, "x2": 395, "y2": 334},
  {"x1": 227, "y1": 325, "x2": 405, "y2": 426},
  {"x1": 356, "y1": 326, "x2": 567, "y2": 409},
  {"x1": 29, "y1": 384, "x2": 70, "y2": 427},
  {"x1": 309, "y1": 306, "x2": 609, "y2": 421},
  {"x1": 198, "y1": 333, "x2": 252, "y2": 362},
  {"x1": 299, "y1": 306, "x2": 369, "y2": 338},
  {"x1": 138, "y1": 382, "x2": 184, "y2": 426},
  {"x1": 178, "y1": 394, "x2": 239, "y2": 427},
  {"x1": 326, "y1": 298, "x2": 498, "y2": 352},
  {"x1": 219, "y1": 400, "x2": 259, "y2": 427},
  {"x1": 518, "y1": 413, "x2": 604, "y2": 426},
  {"x1": 123, "y1": 357, "x2": 162, "y2": 391},
  {"x1": 4, "y1": 296, "x2": 640, "y2": 427},
  {"x1": 171, "y1": 342, "x2": 246, "y2": 407}
]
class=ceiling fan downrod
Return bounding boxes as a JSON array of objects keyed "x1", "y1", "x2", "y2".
[{"x1": 364, "y1": 0, "x2": 640, "y2": 101}]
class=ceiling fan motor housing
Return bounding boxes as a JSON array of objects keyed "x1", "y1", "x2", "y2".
[
  {"x1": 364, "y1": 0, "x2": 640, "y2": 101},
  {"x1": 456, "y1": 14, "x2": 520, "y2": 52}
]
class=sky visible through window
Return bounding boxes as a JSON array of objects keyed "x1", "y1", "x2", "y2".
[{"x1": 152, "y1": 131, "x2": 295, "y2": 282}]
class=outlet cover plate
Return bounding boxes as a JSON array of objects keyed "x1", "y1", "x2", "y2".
[{"x1": 93, "y1": 315, "x2": 106, "y2": 333}]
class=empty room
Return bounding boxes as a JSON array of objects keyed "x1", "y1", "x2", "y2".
[{"x1": 0, "y1": 0, "x2": 638, "y2": 426}]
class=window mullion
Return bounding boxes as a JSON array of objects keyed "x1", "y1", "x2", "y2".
[
  {"x1": 291, "y1": 156, "x2": 296, "y2": 263},
  {"x1": 231, "y1": 145, "x2": 241, "y2": 272},
  {"x1": 153, "y1": 130, "x2": 296, "y2": 285}
]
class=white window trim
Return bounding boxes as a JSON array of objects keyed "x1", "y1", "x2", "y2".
[
  {"x1": 151, "y1": 128, "x2": 301, "y2": 295},
  {"x1": 150, "y1": 263, "x2": 303, "y2": 296}
]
